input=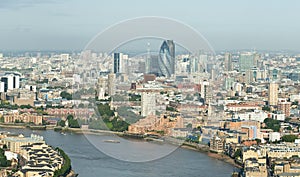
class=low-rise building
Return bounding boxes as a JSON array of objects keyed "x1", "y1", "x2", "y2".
[
  {"x1": 1, "y1": 134, "x2": 44, "y2": 153},
  {"x1": 3, "y1": 112, "x2": 43, "y2": 125}
]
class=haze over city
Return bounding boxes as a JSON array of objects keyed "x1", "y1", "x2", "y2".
[{"x1": 0, "y1": 0, "x2": 300, "y2": 51}]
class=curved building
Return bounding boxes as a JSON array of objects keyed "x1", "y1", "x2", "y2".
[{"x1": 158, "y1": 40, "x2": 175, "y2": 78}]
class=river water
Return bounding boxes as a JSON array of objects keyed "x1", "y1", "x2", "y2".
[{"x1": 0, "y1": 128, "x2": 235, "y2": 177}]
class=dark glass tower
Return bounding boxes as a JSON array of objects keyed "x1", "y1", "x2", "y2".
[
  {"x1": 113, "y1": 53, "x2": 121, "y2": 74},
  {"x1": 158, "y1": 40, "x2": 175, "y2": 78}
]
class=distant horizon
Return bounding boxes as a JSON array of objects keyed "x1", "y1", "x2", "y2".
[{"x1": 0, "y1": 1, "x2": 299, "y2": 51}]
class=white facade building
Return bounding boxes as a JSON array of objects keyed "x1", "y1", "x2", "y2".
[{"x1": 269, "y1": 132, "x2": 281, "y2": 142}]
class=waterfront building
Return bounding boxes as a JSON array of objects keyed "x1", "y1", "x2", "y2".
[
  {"x1": 3, "y1": 112, "x2": 43, "y2": 125},
  {"x1": 128, "y1": 113, "x2": 183, "y2": 135},
  {"x1": 18, "y1": 143, "x2": 64, "y2": 177},
  {"x1": 209, "y1": 135, "x2": 225, "y2": 153},
  {"x1": 1, "y1": 134, "x2": 44, "y2": 153}
]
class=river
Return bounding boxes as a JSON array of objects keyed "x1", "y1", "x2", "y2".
[{"x1": 0, "y1": 128, "x2": 236, "y2": 177}]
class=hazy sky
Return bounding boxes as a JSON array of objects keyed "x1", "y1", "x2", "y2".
[{"x1": 0, "y1": 0, "x2": 299, "y2": 51}]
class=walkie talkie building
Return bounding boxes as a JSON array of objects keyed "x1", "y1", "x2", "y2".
[{"x1": 158, "y1": 40, "x2": 175, "y2": 78}]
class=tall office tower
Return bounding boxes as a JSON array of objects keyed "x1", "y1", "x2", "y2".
[
  {"x1": 1, "y1": 75, "x2": 14, "y2": 92},
  {"x1": 268, "y1": 82, "x2": 278, "y2": 106},
  {"x1": 145, "y1": 43, "x2": 151, "y2": 74},
  {"x1": 107, "y1": 73, "x2": 115, "y2": 96},
  {"x1": 245, "y1": 70, "x2": 254, "y2": 84},
  {"x1": 13, "y1": 75, "x2": 20, "y2": 89},
  {"x1": 239, "y1": 52, "x2": 254, "y2": 72},
  {"x1": 199, "y1": 54, "x2": 208, "y2": 72},
  {"x1": 254, "y1": 53, "x2": 260, "y2": 68},
  {"x1": 190, "y1": 57, "x2": 200, "y2": 73},
  {"x1": 158, "y1": 40, "x2": 175, "y2": 78},
  {"x1": 97, "y1": 77, "x2": 107, "y2": 100},
  {"x1": 141, "y1": 91, "x2": 156, "y2": 117},
  {"x1": 0, "y1": 82, "x2": 4, "y2": 93},
  {"x1": 113, "y1": 53, "x2": 128, "y2": 74},
  {"x1": 150, "y1": 55, "x2": 160, "y2": 75},
  {"x1": 113, "y1": 53, "x2": 123, "y2": 74},
  {"x1": 200, "y1": 81, "x2": 210, "y2": 103},
  {"x1": 224, "y1": 53, "x2": 233, "y2": 71}
]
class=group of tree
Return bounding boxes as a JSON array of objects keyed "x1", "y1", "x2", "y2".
[
  {"x1": 57, "y1": 115, "x2": 80, "y2": 128},
  {"x1": 233, "y1": 148, "x2": 242, "y2": 160},
  {"x1": 282, "y1": 134, "x2": 298, "y2": 142},
  {"x1": 66, "y1": 115, "x2": 80, "y2": 128},
  {"x1": 86, "y1": 103, "x2": 129, "y2": 132},
  {"x1": 0, "y1": 148, "x2": 10, "y2": 167},
  {"x1": 264, "y1": 118, "x2": 280, "y2": 132},
  {"x1": 166, "y1": 106, "x2": 177, "y2": 112},
  {"x1": 53, "y1": 148, "x2": 71, "y2": 177},
  {"x1": 97, "y1": 103, "x2": 114, "y2": 117},
  {"x1": 128, "y1": 94, "x2": 141, "y2": 101}
]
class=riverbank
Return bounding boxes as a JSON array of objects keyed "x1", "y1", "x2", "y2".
[
  {"x1": 180, "y1": 143, "x2": 242, "y2": 169},
  {"x1": 0, "y1": 125, "x2": 241, "y2": 170}
]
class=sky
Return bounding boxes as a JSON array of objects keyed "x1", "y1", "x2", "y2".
[{"x1": 0, "y1": 0, "x2": 299, "y2": 51}]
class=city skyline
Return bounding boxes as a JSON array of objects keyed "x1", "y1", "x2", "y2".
[{"x1": 0, "y1": 0, "x2": 300, "y2": 51}]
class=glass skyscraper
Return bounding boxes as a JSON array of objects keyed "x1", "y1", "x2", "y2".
[
  {"x1": 239, "y1": 52, "x2": 254, "y2": 72},
  {"x1": 158, "y1": 40, "x2": 175, "y2": 78}
]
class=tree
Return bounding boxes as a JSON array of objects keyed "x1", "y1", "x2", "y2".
[
  {"x1": 233, "y1": 149, "x2": 242, "y2": 160},
  {"x1": 255, "y1": 138, "x2": 261, "y2": 144},
  {"x1": 0, "y1": 148, "x2": 10, "y2": 167},
  {"x1": 97, "y1": 103, "x2": 114, "y2": 117},
  {"x1": 60, "y1": 91, "x2": 72, "y2": 100},
  {"x1": 166, "y1": 106, "x2": 177, "y2": 112},
  {"x1": 67, "y1": 115, "x2": 80, "y2": 128},
  {"x1": 262, "y1": 106, "x2": 271, "y2": 111},
  {"x1": 58, "y1": 120, "x2": 65, "y2": 127},
  {"x1": 282, "y1": 135, "x2": 298, "y2": 142},
  {"x1": 78, "y1": 103, "x2": 85, "y2": 108},
  {"x1": 186, "y1": 123, "x2": 192, "y2": 128},
  {"x1": 287, "y1": 126, "x2": 292, "y2": 131}
]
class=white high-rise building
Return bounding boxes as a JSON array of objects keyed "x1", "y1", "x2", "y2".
[
  {"x1": 5, "y1": 75, "x2": 14, "y2": 90},
  {"x1": 97, "y1": 77, "x2": 107, "y2": 100},
  {"x1": 14, "y1": 75, "x2": 20, "y2": 89},
  {"x1": 108, "y1": 73, "x2": 115, "y2": 96},
  {"x1": 200, "y1": 81, "x2": 210, "y2": 102},
  {"x1": 141, "y1": 91, "x2": 156, "y2": 117},
  {"x1": 0, "y1": 82, "x2": 4, "y2": 93}
]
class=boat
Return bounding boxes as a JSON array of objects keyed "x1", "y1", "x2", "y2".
[
  {"x1": 61, "y1": 132, "x2": 67, "y2": 136},
  {"x1": 103, "y1": 140, "x2": 120, "y2": 143}
]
